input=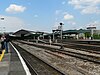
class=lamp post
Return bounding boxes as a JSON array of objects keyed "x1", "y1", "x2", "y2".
[
  {"x1": 3, "y1": 27, "x2": 6, "y2": 33},
  {"x1": 59, "y1": 23, "x2": 64, "y2": 50},
  {"x1": 0, "y1": 17, "x2": 5, "y2": 34}
]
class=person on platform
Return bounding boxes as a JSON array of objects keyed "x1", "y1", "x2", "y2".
[
  {"x1": 0, "y1": 35, "x2": 5, "y2": 51},
  {"x1": 4, "y1": 34, "x2": 10, "y2": 53}
]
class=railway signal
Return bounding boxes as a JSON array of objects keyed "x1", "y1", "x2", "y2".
[{"x1": 59, "y1": 23, "x2": 64, "y2": 50}]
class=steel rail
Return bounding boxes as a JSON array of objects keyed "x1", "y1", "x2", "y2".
[
  {"x1": 17, "y1": 41, "x2": 100, "y2": 64},
  {"x1": 12, "y1": 42, "x2": 65, "y2": 75}
]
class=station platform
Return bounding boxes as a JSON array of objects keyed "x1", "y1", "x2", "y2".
[{"x1": 0, "y1": 43, "x2": 27, "y2": 75}]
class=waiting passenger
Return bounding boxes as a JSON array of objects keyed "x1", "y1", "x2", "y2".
[
  {"x1": 4, "y1": 34, "x2": 10, "y2": 53},
  {"x1": 0, "y1": 35, "x2": 5, "y2": 50}
]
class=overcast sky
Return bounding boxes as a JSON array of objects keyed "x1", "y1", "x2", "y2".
[{"x1": 0, "y1": 0, "x2": 100, "y2": 32}]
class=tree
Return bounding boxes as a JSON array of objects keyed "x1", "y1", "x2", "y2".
[{"x1": 84, "y1": 32, "x2": 91, "y2": 38}]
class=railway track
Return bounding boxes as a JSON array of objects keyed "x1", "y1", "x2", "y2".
[
  {"x1": 36, "y1": 40, "x2": 100, "y2": 54},
  {"x1": 11, "y1": 42, "x2": 65, "y2": 75},
  {"x1": 30, "y1": 40, "x2": 100, "y2": 54},
  {"x1": 53, "y1": 43, "x2": 100, "y2": 54},
  {"x1": 16, "y1": 41, "x2": 100, "y2": 64}
]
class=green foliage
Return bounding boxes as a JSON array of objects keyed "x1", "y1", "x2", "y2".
[
  {"x1": 84, "y1": 32, "x2": 91, "y2": 38},
  {"x1": 93, "y1": 34, "x2": 100, "y2": 39},
  {"x1": 84, "y1": 32, "x2": 100, "y2": 39}
]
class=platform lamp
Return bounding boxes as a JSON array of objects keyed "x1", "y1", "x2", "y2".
[
  {"x1": 59, "y1": 22, "x2": 64, "y2": 50},
  {"x1": 1, "y1": 17, "x2": 4, "y2": 20}
]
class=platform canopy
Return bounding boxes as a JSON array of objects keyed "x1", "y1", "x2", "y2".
[
  {"x1": 13, "y1": 29, "x2": 50, "y2": 38},
  {"x1": 63, "y1": 29, "x2": 91, "y2": 35}
]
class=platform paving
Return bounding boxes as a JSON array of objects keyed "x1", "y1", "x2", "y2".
[
  {"x1": 0, "y1": 52, "x2": 10, "y2": 75},
  {"x1": 0, "y1": 44, "x2": 26, "y2": 75}
]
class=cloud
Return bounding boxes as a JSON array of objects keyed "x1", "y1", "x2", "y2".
[
  {"x1": 5, "y1": 4, "x2": 26, "y2": 14},
  {"x1": 81, "y1": 6, "x2": 100, "y2": 14},
  {"x1": 0, "y1": 15, "x2": 25, "y2": 32},
  {"x1": 64, "y1": 13, "x2": 74, "y2": 20},
  {"x1": 68, "y1": 0, "x2": 100, "y2": 14},
  {"x1": 87, "y1": 21, "x2": 100, "y2": 26}
]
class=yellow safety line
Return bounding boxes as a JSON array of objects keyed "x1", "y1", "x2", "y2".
[{"x1": 0, "y1": 50, "x2": 5, "y2": 61}]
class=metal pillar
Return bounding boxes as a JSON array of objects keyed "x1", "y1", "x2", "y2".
[
  {"x1": 91, "y1": 29, "x2": 93, "y2": 40},
  {"x1": 53, "y1": 31, "x2": 55, "y2": 42}
]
